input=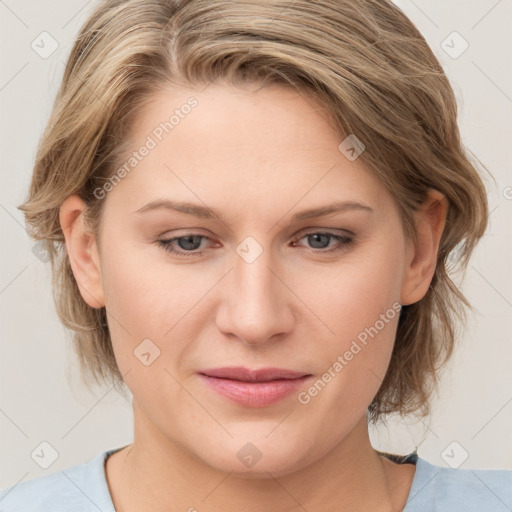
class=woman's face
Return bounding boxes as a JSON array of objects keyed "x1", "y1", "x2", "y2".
[{"x1": 75, "y1": 82, "x2": 434, "y2": 477}]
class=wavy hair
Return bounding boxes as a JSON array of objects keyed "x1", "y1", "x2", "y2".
[{"x1": 18, "y1": 0, "x2": 490, "y2": 423}]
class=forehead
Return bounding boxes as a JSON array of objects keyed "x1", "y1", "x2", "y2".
[
  {"x1": 133, "y1": 82, "x2": 340, "y2": 156},
  {"x1": 105, "y1": 82, "x2": 393, "y2": 221}
]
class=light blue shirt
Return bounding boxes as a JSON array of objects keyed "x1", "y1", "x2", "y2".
[{"x1": 0, "y1": 447, "x2": 511, "y2": 511}]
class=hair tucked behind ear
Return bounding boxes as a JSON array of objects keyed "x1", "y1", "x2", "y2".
[{"x1": 19, "y1": 0, "x2": 490, "y2": 422}]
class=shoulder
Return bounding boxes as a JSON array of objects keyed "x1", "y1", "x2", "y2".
[
  {"x1": 405, "y1": 455, "x2": 512, "y2": 511},
  {"x1": 0, "y1": 448, "x2": 119, "y2": 512}
]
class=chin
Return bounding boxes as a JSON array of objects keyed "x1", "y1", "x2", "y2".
[{"x1": 191, "y1": 432, "x2": 312, "y2": 479}]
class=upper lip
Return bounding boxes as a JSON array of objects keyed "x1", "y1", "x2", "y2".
[{"x1": 199, "y1": 367, "x2": 311, "y2": 382}]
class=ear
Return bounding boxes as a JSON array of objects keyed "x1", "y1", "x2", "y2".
[
  {"x1": 400, "y1": 189, "x2": 448, "y2": 306},
  {"x1": 59, "y1": 195, "x2": 105, "y2": 309}
]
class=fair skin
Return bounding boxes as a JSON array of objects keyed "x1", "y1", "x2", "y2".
[{"x1": 60, "y1": 82, "x2": 446, "y2": 511}]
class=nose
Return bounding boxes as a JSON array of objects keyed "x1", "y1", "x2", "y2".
[{"x1": 215, "y1": 247, "x2": 295, "y2": 346}]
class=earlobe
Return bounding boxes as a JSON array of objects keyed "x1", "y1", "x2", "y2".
[
  {"x1": 400, "y1": 190, "x2": 448, "y2": 306},
  {"x1": 59, "y1": 195, "x2": 105, "y2": 309}
]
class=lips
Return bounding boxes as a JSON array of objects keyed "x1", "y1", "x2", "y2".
[
  {"x1": 198, "y1": 366, "x2": 310, "y2": 382},
  {"x1": 198, "y1": 367, "x2": 313, "y2": 407}
]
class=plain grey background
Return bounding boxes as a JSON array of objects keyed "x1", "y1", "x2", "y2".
[{"x1": 1, "y1": 0, "x2": 511, "y2": 490}]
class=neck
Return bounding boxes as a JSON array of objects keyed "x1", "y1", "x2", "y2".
[{"x1": 106, "y1": 403, "x2": 409, "y2": 512}]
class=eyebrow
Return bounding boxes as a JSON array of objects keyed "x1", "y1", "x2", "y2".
[{"x1": 133, "y1": 199, "x2": 373, "y2": 224}]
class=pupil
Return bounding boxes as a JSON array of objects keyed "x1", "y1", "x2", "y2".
[
  {"x1": 179, "y1": 235, "x2": 201, "y2": 251},
  {"x1": 309, "y1": 234, "x2": 329, "y2": 249}
]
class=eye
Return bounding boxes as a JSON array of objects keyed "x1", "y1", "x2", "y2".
[
  {"x1": 291, "y1": 229, "x2": 355, "y2": 254},
  {"x1": 155, "y1": 229, "x2": 355, "y2": 257},
  {"x1": 156, "y1": 234, "x2": 211, "y2": 256}
]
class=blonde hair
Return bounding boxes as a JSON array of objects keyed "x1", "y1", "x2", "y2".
[{"x1": 19, "y1": 0, "x2": 489, "y2": 423}]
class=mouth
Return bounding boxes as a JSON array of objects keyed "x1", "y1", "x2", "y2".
[
  {"x1": 198, "y1": 366, "x2": 311, "y2": 382},
  {"x1": 197, "y1": 367, "x2": 313, "y2": 407}
]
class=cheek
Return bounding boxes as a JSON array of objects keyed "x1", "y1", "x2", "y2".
[
  {"x1": 307, "y1": 238, "x2": 404, "y2": 396},
  {"x1": 99, "y1": 240, "x2": 203, "y2": 372},
  {"x1": 314, "y1": 238, "x2": 403, "y2": 341}
]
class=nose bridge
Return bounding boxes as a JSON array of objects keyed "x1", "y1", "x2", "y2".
[
  {"x1": 216, "y1": 236, "x2": 294, "y2": 345},
  {"x1": 235, "y1": 244, "x2": 276, "y2": 305}
]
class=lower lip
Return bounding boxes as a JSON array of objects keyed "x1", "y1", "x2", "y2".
[{"x1": 199, "y1": 374, "x2": 312, "y2": 407}]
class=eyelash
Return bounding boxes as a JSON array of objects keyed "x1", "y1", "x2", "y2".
[{"x1": 155, "y1": 229, "x2": 355, "y2": 258}]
